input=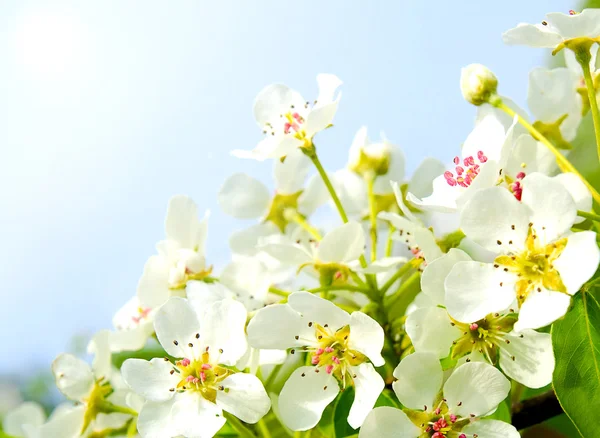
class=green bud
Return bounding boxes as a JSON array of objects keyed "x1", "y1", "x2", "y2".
[{"x1": 460, "y1": 64, "x2": 498, "y2": 106}]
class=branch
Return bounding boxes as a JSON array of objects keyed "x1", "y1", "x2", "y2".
[{"x1": 511, "y1": 390, "x2": 563, "y2": 430}]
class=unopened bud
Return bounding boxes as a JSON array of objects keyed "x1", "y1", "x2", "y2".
[{"x1": 460, "y1": 64, "x2": 498, "y2": 106}]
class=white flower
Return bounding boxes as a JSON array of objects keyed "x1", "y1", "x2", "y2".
[
  {"x1": 137, "y1": 195, "x2": 210, "y2": 310},
  {"x1": 528, "y1": 67, "x2": 582, "y2": 146},
  {"x1": 3, "y1": 402, "x2": 46, "y2": 438},
  {"x1": 122, "y1": 297, "x2": 270, "y2": 438},
  {"x1": 360, "y1": 353, "x2": 518, "y2": 438},
  {"x1": 110, "y1": 296, "x2": 156, "y2": 353},
  {"x1": 247, "y1": 292, "x2": 385, "y2": 430},
  {"x1": 445, "y1": 173, "x2": 600, "y2": 331},
  {"x1": 460, "y1": 64, "x2": 498, "y2": 106},
  {"x1": 52, "y1": 331, "x2": 132, "y2": 435},
  {"x1": 232, "y1": 74, "x2": 342, "y2": 160},
  {"x1": 503, "y1": 9, "x2": 600, "y2": 54},
  {"x1": 9, "y1": 404, "x2": 86, "y2": 438},
  {"x1": 406, "y1": 249, "x2": 554, "y2": 388},
  {"x1": 259, "y1": 221, "x2": 366, "y2": 286},
  {"x1": 407, "y1": 113, "x2": 517, "y2": 212}
]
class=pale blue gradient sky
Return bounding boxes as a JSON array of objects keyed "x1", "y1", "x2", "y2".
[{"x1": 0, "y1": 1, "x2": 568, "y2": 373}]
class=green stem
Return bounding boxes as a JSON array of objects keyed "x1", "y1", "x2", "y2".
[
  {"x1": 380, "y1": 261, "x2": 417, "y2": 295},
  {"x1": 224, "y1": 412, "x2": 256, "y2": 438},
  {"x1": 256, "y1": 418, "x2": 272, "y2": 438},
  {"x1": 264, "y1": 363, "x2": 283, "y2": 389},
  {"x1": 307, "y1": 284, "x2": 373, "y2": 295},
  {"x1": 98, "y1": 401, "x2": 138, "y2": 417},
  {"x1": 511, "y1": 381, "x2": 525, "y2": 411},
  {"x1": 366, "y1": 174, "x2": 378, "y2": 262},
  {"x1": 578, "y1": 210, "x2": 600, "y2": 223},
  {"x1": 492, "y1": 98, "x2": 600, "y2": 204},
  {"x1": 579, "y1": 55, "x2": 600, "y2": 163},
  {"x1": 269, "y1": 286, "x2": 290, "y2": 297},
  {"x1": 385, "y1": 224, "x2": 395, "y2": 258},
  {"x1": 287, "y1": 210, "x2": 322, "y2": 241}
]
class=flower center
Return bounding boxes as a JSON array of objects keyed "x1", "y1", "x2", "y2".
[
  {"x1": 131, "y1": 307, "x2": 152, "y2": 324},
  {"x1": 450, "y1": 313, "x2": 517, "y2": 362},
  {"x1": 495, "y1": 228, "x2": 568, "y2": 306},
  {"x1": 264, "y1": 190, "x2": 303, "y2": 232},
  {"x1": 444, "y1": 151, "x2": 488, "y2": 187},
  {"x1": 309, "y1": 324, "x2": 366, "y2": 384},
  {"x1": 174, "y1": 352, "x2": 232, "y2": 403},
  {"x1": 405, "y1": 403, "x2": 470, "y2": 438}
]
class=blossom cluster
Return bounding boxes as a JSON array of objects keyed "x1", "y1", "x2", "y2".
[{"x1": 4, "y1": 8, "x2": 600, "y2": 438}]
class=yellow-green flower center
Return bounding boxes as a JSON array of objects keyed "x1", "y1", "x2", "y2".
[{"x1": 174, "y1": 352, "x2": 232, "y2": 403}]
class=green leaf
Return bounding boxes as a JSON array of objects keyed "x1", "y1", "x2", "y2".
[
  {"x1": 551, "y1": 292, "x2": 600, "y2": 437},
  {"x1": 569, "y1": 113, "x2": 600, "y2": 193}
]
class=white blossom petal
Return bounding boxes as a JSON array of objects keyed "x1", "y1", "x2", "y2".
[
  {"x1": 347, "y1": 363, "x2": 385, "y2": 428},
  {"x1": 406, "y1": 307, "x2": 460, "y2": 358},
  {"x1": 392, "y1": 352, "x2": 442, "y2": 410},
  {"x1": 305, "y1": 102, "x2": 339, "y2": 138},
  {"x1": 52, "y1": 354, "x2": 94, "y2": 401},
  {"x1": 445, "y1": 261, "x2": 516, "y2": 323},
  {"x1": 274, "y1": 148, "x2": 311, "y2": 194},
  {"x1": 121, "y1": 358, "x2": 180, "y2": 402},
  {"x1": 288, "y1": 292, "x2": 351, "y2": 329},
  {"x1": 359, "y1": 407, "x2": 421, "y2": 438},
  {"x1": 316, "y1": 73, "x2": 342, "y2": 104},
  {"x1": 514, "y1": 289, "x2": 571, "y2": 331},
  {"x1": 298, "y1": 173, "x2": 330, "y2": 216},
  {"x1": 253, "y1": 84, "x2": 294, "y2": 126},
  {"x1": 3, "y1": 402, "x2": 46, "y2": 437},
  {"x1": 461, "y1": 419, "x2": 520, "y2": 438},
  {"x1": 154, "y1": 297, "x2": 201, "y2": 358},
  {"x1": 547, "y1": 9, "x2": 600, "y2": 39},
  {"x1": 171, "y1": 392, "x2": 225, "y2": 438},
  {"x1": 259, "y1": 242, "x2": 313, "y2": 266},
  {"x1": 220, "y1": 258, "x2": 271, "y2": 306},
  {"x1": 137, "y1": 255, "x2": 170, "y2": 309},
  {"x1": 278, "y1": 366, "x2": 338, "y2": 431},
  {"x1": 421, "y1": 248, "x2": 471, "y2": 305},
  {"x1": 216, "y1": 373, "x2": 270, "y2": 424},
  {"x1": 247, "y1": 303, "x2": 313, "y2": 350},
  {"x1": 407, "y1": 157, "x2": 445, "y2": 199},
  {"x1": 165, "y1": 195, "x2": 206, "y2": 251},
  {"x1": 229, "y1": 222, "x2": 279, "y2": 256},
  {"x1": 502, "y1": 23, "x2": 562, "y2": 47},
  {"x1": 348, "y1": 311, "x2": 385, "y2": 366},
  {"x1": 499, "y1": 330, "x2": 554, "y2": 389},
  {"x1": 137, "y1": 399, "x2": 177, "y2": 438},
  {"x1": 317, "y1": 221, "x2": 365, "y2": 263},
  {"x1": 443, "y1": 361, "x2": 510, "y2": 417},
  {"x1": 554, "y1": 173, "x2": 592, "y2": 223},
  {"x1": 554, "y1": 231, "x2": 600, "y2": 295},
  {"x1": 25, "y1": 405, "x2": 84, "y2": 438},
  {"x1": 87, "y1": 330, "x2": 112, "y2": 380},
  {"x1": 201, "y1": 299, "x2": 248, "y2": 366},
  {"x1": 218, "y1": 173, "x2": 270, "y2": 219}
]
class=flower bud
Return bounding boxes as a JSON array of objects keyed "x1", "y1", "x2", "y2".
[{"x1": 460, "y1": 64, "x2": 498, "y2": 106}]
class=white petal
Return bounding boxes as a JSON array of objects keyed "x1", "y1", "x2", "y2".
[
  {"x1": 247, "y1": 303, "x2": 312, "y2": 350},
  {"x1": 27, "y1": 405, "x2": 84, "y2": 438},
  {"x1": 405, "y1": 307, "x2": 460, "y2": 358},
  {"x1": 347, "y1": 311, "x2": 385, "y2": 366},
  {"x1": 443, "y1": 361, "x2": 510, "y2": 417},
  {"x1": 278, "y1": 366, "x2": 339, "y2": 431},
  {"x1": 218, "y1": 173, "x2": 270, "y2": 219},
  {"x1": 316, "y1": 73, "x2": 342, "y2": 104},
  {"x1": 121, "y1": 358, "x2": 180, "y2": 402},
  {"x1": 220, "y1": 258, "x2": 271, "y2": 305},
  {"x1": 232, "y1": 135, "x2": 302, "y2": 161},
  {"x1": 528, "y1": 67, "x2": 580, "y2": 124},
  {"x1": 201, "y1": 299, "x2": 248, "y2": 366},
  {"x1": 462, "y1": 114, "x2": 507, "y2": 162},
  {"x1": 521, "y1": 173, "x2": 576, "y2": 243},
  {"x1": 356, "y1": 257, "x2": 407, "y2": 274},
  {"x1": 305, "y1": 102, "x2": 338, "y2": 138},
  {"x1": 334, "y1": 169, "x2": 368, "y2": 216},
  {"x1": 154, "y1": 297, "x2": 201, "y2": 358},
  {"x1": 502, "y1": 22, "x2": 562, "y2": 47},
  {"x1": 505, "y1": 134, "x2": 557, "y2": 177},
  {"x1": 460, "y1": 186, "x2": 530, "y2": 253},
  {"x1": 288, "y1": 291, "x2": 350, "y2": 329},
  {"x1": 359, "y1": 407, "x2": 421, "y2": 438},
  {"x1": 137, "y1": 255, "x2": 170, "y2": 309},
  {"x1": 407, "y1": 174, "x2": 459, "y2": 213},
  {"x1": 137, "y1": 399, "x2": 177, "y2": 438},
  {"x1": 514, "y1": 289, "x2": 571, "y2": 331},
  {"x1": 407, "y1": 157, "x2": 445, "y2": 199},
  {"x1": 229, "y1": 222, "x2": 279, "y2": 256},
  {"x1": 373, "y1": 142, "x2": 405, "y2": 195},
  {"x1": 554, "y1": 173, "x2": 592, "y2": 223},
  {"x1": 317, "y1": 221, "x2": 365, "y2": 263},
  {"x1": 186, "y1": 281, "x2": 234, "y2": 317},
  {"x1": 421, "y1": 248, "x2": 471, "y2": 305},
  {"x1": 165, "y1": 195, "x2": 206, "y2": 250},
  {"x1": 274, "y1": 148, "x2": 311, "y2": 194},
  {"x1": 392, "y1": 352, "x2": 442, "y2": 410},
  {"x1": 445, "y1": 261, "x2": 516, "y2": 323},
  {"x1": 298, "y1": 173, "x2": 330, "y2": 216},
  {"x1": 548, "y1": 9, "x2": 600, "y2": 39},
  {"x1": 52, "y1": 354, "x2": 94, "y2": 401},
  {"x1": 110, "y1": 321, "x2": 155, "y2": 353},
  {"x1": 414, "y1": 227, "x2": 443, "y2": 263},
  {"x1": 253, "y1": 84, "x2": 294, "y2": 126},
  {"x1": 347, "y1": 363, "x2": 385, "y2": 428},
  {"x1": 461, "y1": 419, "x2": 520, "y2": 438},
  {"x1": 259, "y1": 242, "x2": 313, "y2": 266},
  {"x1": 554, "y1": 231, "x2": 600, "y2": 295},
  {"x1": 171, "y1": 392, "x2": 225, "y2": 438},
  {"x1": 216, "y1": 373, "x2": 271, "y2": 423},
  {"x1": 499, "y1": 330, "x2": 554, "y2": 389},
  {"x1": 87, "y1": 330, "x2": 112, "y2": 380},
  {"x1": 3, "y1": 402, "x2": 46, "y2": 436}
]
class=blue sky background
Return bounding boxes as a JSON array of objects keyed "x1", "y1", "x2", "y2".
[{"x1": 0, "y1": 1, "x2": 570, "y2": 376}]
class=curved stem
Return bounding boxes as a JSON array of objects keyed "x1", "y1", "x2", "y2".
[
  {"x1": 307, "y1": 151, "x2": 348, "y2": 223},
  {"x1": 366, "y1": 174, "x2": 378, "y2": 262},
  {"x1": 580, "y1": 58, "x2": 600, "y2": 163},
  {"x1": 307, "y1": 284, "x2": 373, "y2": 295},
  {"x1": 492, "y1": 99, "x2": 600, "y2": 204},
  {"x1": 287, "y1": 210, "x2": 322, "y2": 241},
  {"x1": 578, "y1": 209, "x2": 600, "y2": 223},
  {"x1": 269, "y1": 286, "x2": 290, "y2": 297},
  {"x1": 256, "y1": 418, "x2": 272, "y2": 438},
  {"x1": 385, "y1": 224, "x2": 396, "y2": 257},
  {"x1": 380, "y1": 261, "x2": 416, "y2": 295},
  {"x1": 224, "y1": 412, "x2": 256, "y2": 438}
]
